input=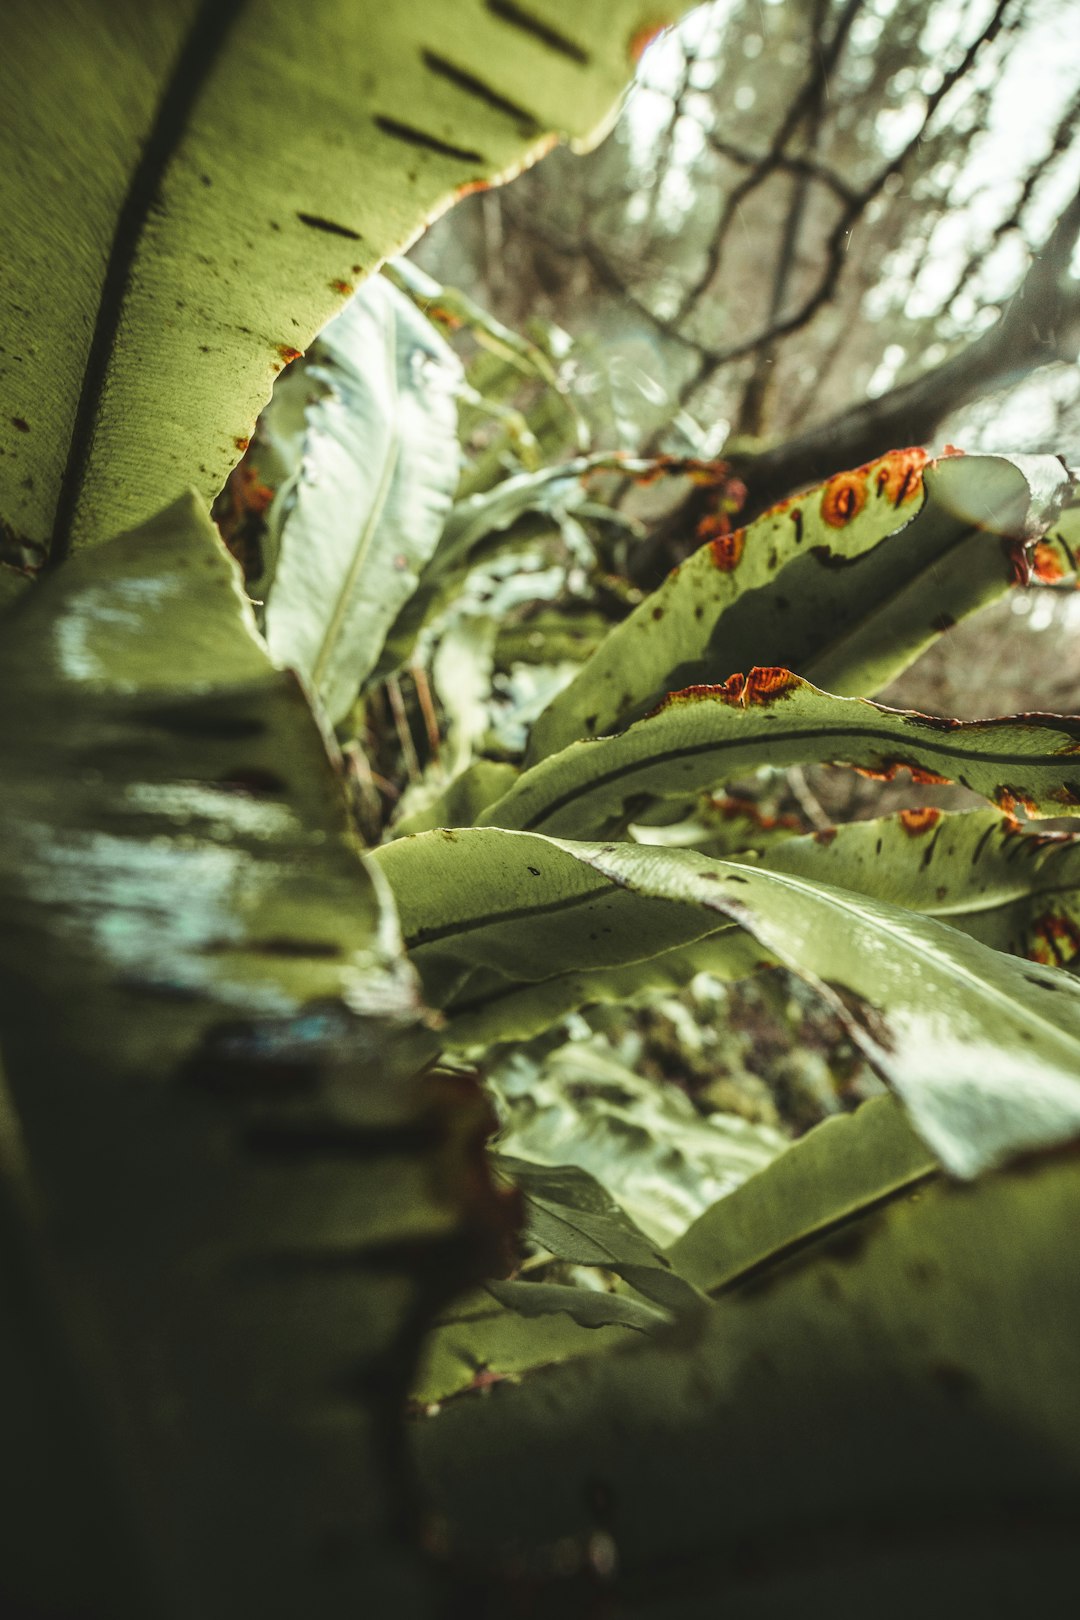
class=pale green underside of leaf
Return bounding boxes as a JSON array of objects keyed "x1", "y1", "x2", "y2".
[
  {"x1": 375, "y1": 826, "x2": 1080, "y2": 1177},
  {"x1": 412, "y1": 1129, "x2": 1080, "y2": 1610},
  {"x1": 478, "y1": 670, "x2": 1080, "y2": 839},
  {"x1": 2, "y1": 0, "x2": 684, "y2": 557},
  {"x1": 527, "y1": 450, "x2": 1071, "y2": 761},
  {"x1": 261, "y1": 278, "x2": 461, "y2": 723},
  {"x1": 0, "y1": 495, "x2": 505, "y2": 1617}
]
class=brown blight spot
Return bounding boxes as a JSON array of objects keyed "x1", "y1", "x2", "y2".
[
  {"x1": 276, "y1": 344, "x2": 303, "y2": 365},
  {"x1": 820, "y1": 471, "x2": 868, "y2": 528},
  {"x1": 329, "y1": 279, "x2": 354, "y2": 296},
  {"x1": 854, "y1": 760, "x2": 952, "y2": 787},
  {"x1": 744, "y1": 666, "x2": 801, "y2": 703},
  {"x1": 1032, "y1": 540, "x2": 1068, "y2": 583},
  {"x1": 11, "y1": 416, "x2": 30, "y2": 433},
  {"x1": 899, "y1": 807, "x2": 941, "y2": 836},
  {"x1": 996, "y1": 786, "x2": 1040, "y2": 818},
  {"x1": 709, "y1": 527, "x2": 745, "y2": 571},
  {"x1": 629, "y1": 20, "x2": 668, "y2": 61},
  {"x1": 873, "y1": 446, "x2": 928, "y2": 507},
  {"x1": 1030, "y1": 911, "x2": 1080, "y2": 967}
]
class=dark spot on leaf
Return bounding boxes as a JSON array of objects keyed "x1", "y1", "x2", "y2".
[
  {"x1": 527, "y1": 865, "x2": 541, "y2": 877},
  {"x1": 487, "y1": 0, "x2": 590, "y2": 64},
  {"x1": 296, "y1": 210, "x2": 362, "y2": 240},
  {"x1": 420, "y1": 48, "x2": 541, "y2": 132},
  {"x1": 725, "y1": 874, "x2": 749, "y2": 884},
  {"x1": 373, "y1": 114, "x2": 485, "y2": 165},
  {"x1": 652, "y1": 606, "x2": 664, "y2": 621},
  {"x1": 11, "y1": 417, "x2": 29, "y2": 433}
]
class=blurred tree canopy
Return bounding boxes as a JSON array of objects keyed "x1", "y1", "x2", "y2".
[{"x1": 414, "y1": 0, "x2": 1080, "y2": 520}]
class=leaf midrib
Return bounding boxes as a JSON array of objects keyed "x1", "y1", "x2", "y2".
[{"x1": 48, "y1": 0, "x2": 248, "y2": 564}]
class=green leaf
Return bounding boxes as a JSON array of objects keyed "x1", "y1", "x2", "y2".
[
  {"x1": 493, "y1": 1153, "x2": 706, "y2": 1312},
  {"x1": 255, "y1": 278, "x2": 461, "y2": 724},
  {"x1": 479, "y1": 668, "x2": 1080, "y2": 838},
  {"x1": 412, "y1": 1128, "x2": 1080, "y2": 1609},
  {"x1": 4, "y1": 0, "x2": 686, "y2": 558},
  {"x1": 668, "y1": 1095, "x2": 935, "y2": 1293},
  {"x1": 411, "y1": 1283, "x2": 643, "y2": 1406},
  {"x1": 756, "y1": 806, "x2": 1080, "y2": 964},
  {"x1": 0, "y1": 495, "x2": 511, "y2": 1615},
  {"x1": 527, "y1": 450, "x2": 1072, "y2": 760},
  {"x1": 375, "y1": 826, "x2": 1080, "y2": 1177}
]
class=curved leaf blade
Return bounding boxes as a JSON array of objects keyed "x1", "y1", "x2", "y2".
[
  {"x1": 3, "y1": 0, "x2": 686, "y2": 557},
  {"x1": 376, "y1": 826, "x2": 1080, "y2": 1177},
  {"x1": 0, "y1": 497, "x2": 511, "y2": 1616},
  {"x1": 413, "y1": 1134, "x2": 1080, "y2": 1610},
  {"x1": 261, "y1": 278, "x2": 461, "y2": 722},
  {"x1": 527, "y1": 450, "x2": 1072, "y2": 760}
]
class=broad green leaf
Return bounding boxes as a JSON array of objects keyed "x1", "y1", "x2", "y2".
[
  {"x1": 479, "y1": 668, "x2": 1080, "y2": 839},
  {"x1": 0, "y1": 495, "x2": 510, "y2": 1616},
  {"x1": 375, "y1": 826, "x2": 1080, "y2": 1177},
  {"x1": 669, "y1": 1095, "x2": 935, "y2": 1293},
  {"x1": 412, "y1": 1132, "x2": 1080, "y2": 1611},
  {"x1": 527, "y1": 450, "x2": 1072, "y2": 760},
  {"x1": 256, "y1": 278, "x2": 461, "y2": 724},
  {"x1": 756, "y1": 806, "x2": 1080, "y2": 964},
  {"x1": 4, "y1": 0, "x2": 685, "y2": 558},
  {"x1": 493, "y1": 1154, "x2": 705, "y2": 1312}
]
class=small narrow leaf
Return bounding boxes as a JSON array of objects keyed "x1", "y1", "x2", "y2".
[{"x1": 262, "y1": 278, "x2": 462, "y2": 723}]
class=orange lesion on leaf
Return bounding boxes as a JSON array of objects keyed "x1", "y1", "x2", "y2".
[
  {"x1": 996, "y1": 786, "x2": 1041, "y2": 818},
  {"x1": 820, "y1": 470, "x2": 869, "y2": 528},
  {"x1": 854, "y1": 759, "x2": 952, "y2": 786},
  {"x1": 1030, "y1": 911, "x2": 1080, "y2": 967},
  {"x1": 899, "y1": 806, "x2": 941, "y2": 836},
  {"x1": 329, "y1": 279, "x2": 354, "y2": 296},
  {"x1": 707, "y1": 793, "x2": 803, "y2": 835},
  {"x1": 872, "y1": 447, "x2": 929, "y2": 507},
  {"x1": 745, "y1": 666, "x2": 800, "y2": 703},
  {"x1": 1032, "y1": 540, "x2": 1069, "y2": 583},
  {"x1": 276, "y1": 344, "x2": 303, "y2": 365},
  {"x1": 708, "y1": 526, "x2": 745, "y2": 571},
  {"x1": 629, "y1": 19, "x2": 670, "y2": 62}
]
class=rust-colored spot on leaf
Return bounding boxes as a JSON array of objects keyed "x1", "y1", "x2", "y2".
[
  {"x1": 1030, "y1": 911, "x2": 1080, "y2": 967},
  {"x1": 233, "y1": 435, "x2": 250, "y2": 454},
  {"x1": 745, "y1": 666, "x2": 800, "y2": 704},
  {"x1": 1032, "y1": 540, "x2": 1068, "y2": 583},
  {"x1": 629, "y1": 19, "x2": 668, "y2": 61},
  {"x1": 820, "y1": 470, "x2": 868, "y2": 528},
  {"x1": 996, "y1": 786, "x2": 1040, "y2": 818},
  {"x1": 709, "y1": 527, "x2": 745, "y2": 571},
  {"x1": 873, "y1": 447, "x2": 928, "y2": 507},
  {"x1": 329, "y1": 279, "x2": 354, "y2": 296},
  {"x1": 814, "y1": 826, "x2": 837, "y2": 845},
  {"x1": 899, "y1": 807, "x2": 941, "y2": 836},
  {"x1": 1004, "y1": 536, "x2": 1032, "y2": 587},
  {"x1": 455, "y1": 177, "x2": 492, "y2": 200},
  {"x1": 854, "y1": 759, "x2": 951, "y2": 787},
  {"x1": 276, "y1": 344, "x2": 303, "y2": 364},
  {"x1": 707, "y1": 793, "x2": 802, "y2": 834}
]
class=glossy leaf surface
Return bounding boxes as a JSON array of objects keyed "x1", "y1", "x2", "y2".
[{"x1": 0, "y1": 496, "x2": 507, "y2": 1618}]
